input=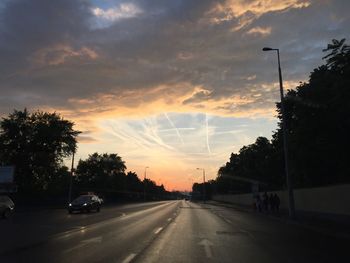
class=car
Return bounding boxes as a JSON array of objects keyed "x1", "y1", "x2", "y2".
[
  {"x1": 68, "y1": 195, "x2": 101, "y2": 214},
  {"x1": 0, "y1": 195, "x2": 15, "y2": 219}
]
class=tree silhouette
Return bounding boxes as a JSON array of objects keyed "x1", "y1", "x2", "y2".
[
  {"x1": 214, "y1": 38, "x2": 350, "y2": 193},
  {"x1": 75, "y1": 153, "x2": 127, "y2": 191},
  {"x1": 0, "y1": 109, "x2": 80, "y2": 194}
]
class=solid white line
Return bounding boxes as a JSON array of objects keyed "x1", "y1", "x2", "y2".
[
  {"x1": 154, "y1": 227, "x2": 163, "y2": 234},
  {"x1": 62, "y1": 243, "x2": 87, "y2": 254},
  {"x1": 204, "y1": 244, "x2": 213, "y2": 258},
  {"x1": 122, "y1": 253, "x2": 137, "y2": 263}
]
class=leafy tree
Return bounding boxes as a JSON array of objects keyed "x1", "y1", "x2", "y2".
[
  {"x1": 75, "y1": 153, "x2": 127, "y2": 191},
  {"x1": 278, "y1": 38, "x2": 350, "y2": 187},
  {"x1": 126, "y1": 171, "x2": 143, "y2": 192},
  {"x1": 213, "y1": 38, "x2": 350, "y2": 194},
  {"x1": 322, "y1": 38, "x2": 350, "y2": 72},
  {"x1": 75, "y1": 153, "x2": 169, "y2": 199},
  {"x1": 216, "y1": 137, "x2": 283, "y2": 193},
  {"x1": 0, "y1": 109, "x2": 80, "y2": 194}
]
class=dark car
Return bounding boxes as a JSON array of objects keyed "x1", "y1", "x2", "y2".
[
  {"x1": 68, "y1": 195, "x2": 101, "y2": 214},
  {"x1": 0, "y1": 195, "x2": 15, "y2": 219}
]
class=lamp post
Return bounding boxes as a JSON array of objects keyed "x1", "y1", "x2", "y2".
[
  {"x1": 143, "y1": 166, "x2": 149, "y2": 201},
  {"x1": 262, "y1": 47, "x2": 295, "y2": 218},
  {"x1": 196, "y1": 168, "x2": 206, "y2": 203},
  {"x1": 68, "y1": 151, "x2": 75, "y2": 204}
]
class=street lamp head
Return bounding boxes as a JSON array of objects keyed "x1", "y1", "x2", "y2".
[{"x1": 262, "y1": 47, "x2": 274, "y2": 51}]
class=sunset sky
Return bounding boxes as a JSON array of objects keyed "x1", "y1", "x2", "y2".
[{"x1": 0, "y1": 0, "x2": 349, "y2": 190}]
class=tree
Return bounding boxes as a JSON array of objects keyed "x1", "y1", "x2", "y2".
[
  {"x1": 214, "y1": 38, "x2": 350, "y2": 193},
  {"x1": 215, "y1": 137, "x2": 283, "y2": 193},
  {"x1": 75, "y1": 153, "x2": 127, "y2": 191},
  {"x1": 126, "y1": 171, "x2": 143, "y2": 192},
  {"x1": 0, "y1": 109, "x2": 80, "y2": 194},
  {"x1": 277, "y1": 38, "x2": 350, "y2": 187}
]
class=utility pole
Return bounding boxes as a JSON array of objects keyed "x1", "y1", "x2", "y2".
[
  {"x1": 262, "y1": 47, "x2": 295, "y2": 218},
  {"x1": 68, "y1": 151, "x2": 75, "y2": 204},
  {"x1": 143, "y1": 166, "x2": 149, "y2": 202},
  {"x1": 196, "y1": 168, "x2": 206, "y2": 203}
]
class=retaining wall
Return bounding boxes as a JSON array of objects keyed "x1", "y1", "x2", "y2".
[{"x1": 213, "y1": 184, "x2": 350, "y2": 216}]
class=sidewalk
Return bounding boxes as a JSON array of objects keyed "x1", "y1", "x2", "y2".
[{"x1": 206, "y1": 200, "x2": 350, "y2": 240}]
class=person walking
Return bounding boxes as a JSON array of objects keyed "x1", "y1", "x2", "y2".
[
  {"x1": 263, "y1": 192, "x2": 268, "y2": 212},
  {"x1": 274, "y1": 193, "x2": 280, "y2": 213},
  {"x1": 269, "y1": 193, "x2": 275, "y2": 212},
  {"x1": 256, "y1": 195, "x2": 262, "y2": 213}
]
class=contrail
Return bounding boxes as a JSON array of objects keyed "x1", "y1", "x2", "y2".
[
  {"x1": 205, "y1": 113, "x2": 212, "y2": 154},
  {"x1": 142, "y1": 119, "x2": 175, "y2": 151},
  {"x1": 109, "y1": 124, "x2": 150, "y2": 151},
  {"x1": 164, "y1": 113, "x2": 184, "y2": 145}
]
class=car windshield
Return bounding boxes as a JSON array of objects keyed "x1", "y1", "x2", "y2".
[{"x1": 73, "y1": 196, "x2": 92, "y2": 203}]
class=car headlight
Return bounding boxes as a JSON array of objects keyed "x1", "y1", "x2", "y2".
[
  {"x1": 69, "y1": 203, "x2": 72, "y2": 207},
  {"x1": 83, "y1": 203, "x2": 87, "y2": 206}
]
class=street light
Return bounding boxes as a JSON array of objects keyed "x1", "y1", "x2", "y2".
[
  {"x1": 262, "y1": 47, "x2": 295, "y2": 218},
  {"x1": 68, "y1": 150, "x2": 75, "y2": 203},
  {"x1": 143, "y1": 166, "x2": 149, "y2": 201},
  {"x1": 196, "y1": 168, "x2": 206, "y2": 203}
]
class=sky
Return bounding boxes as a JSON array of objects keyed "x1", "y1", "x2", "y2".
[{"x1": 0, "y1": 0, "x2": 349, "y2": 191}]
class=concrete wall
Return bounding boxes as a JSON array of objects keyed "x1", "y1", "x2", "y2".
[{"x1": 213, "y1": 184, "x2": 350, "y2": 216}]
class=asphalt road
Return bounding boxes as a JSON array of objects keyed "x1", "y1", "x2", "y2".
[{"x1": 0, "y1": 200, "x2": 347, "y2": 263}]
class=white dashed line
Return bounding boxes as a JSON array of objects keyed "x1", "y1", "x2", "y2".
[
  {"x1": 167, "y1": 218, "x2": 172, "y2": 222},
  {"x1": 154, "y1": 227, "x2": 163, "y2": 234},
  {"x1": 122, "y1": 253, "x2": 137, "y2": 263}
]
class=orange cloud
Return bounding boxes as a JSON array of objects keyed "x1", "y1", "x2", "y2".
[
  {"x1": 246, "y1": 26, "x2": 272, "y2": 36},
  {"x1": 31, "y1": 44, "x2": 98, "y2": 66},
  {"x1": 209, "y1": 0, "x2": 310, "y2": 29}
]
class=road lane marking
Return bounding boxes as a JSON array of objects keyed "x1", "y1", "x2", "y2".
[
  {"x1": 154, "y1": 227, "x2": 163, "y2": 234},
  {"x1": 81, "y1": 236, "x2": 102, "y2": 243},
  {"x1": 63, "y1": 243, "x2": 87, "y2": 254},
  {"x1": 122, "y1": 253, "x2": 137, "y2": 263},
  {"x1": 225, "y1": 219, "x2": 232, "y2": 223},
  {"x1": 238, "y1": 227, "x2": 255, "y2": 239},
  {"x1": 198, "y1": 239, "x2": 214, "y2": 258},
  {"x1": 55, "y1": 201, "x2": 179, "y2": 243},
  {"x1": 167, "y1": 218, "x2": 172, "y2": 221},
  {"x1": 62, "y1": 236, "x2": 102, "y2": 254}
]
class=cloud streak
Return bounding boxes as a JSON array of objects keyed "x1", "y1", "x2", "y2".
[
  {"x1": 205, "y1": 113, "x2": 212, "y2": 155},
  {"x1": 164, "y1": 112, "x2": 184, "y2": 145},
  {"x1": 1, "y1": 0, "x2": 349, "y2": 189},
  {"x1": 1, "y1": 0, "x2": 348, "y2": 119}
]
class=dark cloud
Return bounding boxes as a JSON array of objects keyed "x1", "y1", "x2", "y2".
[{"x1": 0, "y1": 0, "x2": 349, "y2": 116}]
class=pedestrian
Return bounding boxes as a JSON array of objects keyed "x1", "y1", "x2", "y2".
[
  {"x1": 256, "y1": 195, "x2": 262, "y2": 212},
  {"x1": 274, "y1": 193, "x2": 280, "y2": 212},
  {"x1": 269, "y1": 193, "x2": 275, "y2": 212},
  {"x1": 263, "y1": 192, "x2": 268, "y2": 212}
]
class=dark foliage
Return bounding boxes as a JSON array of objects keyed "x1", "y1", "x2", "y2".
[
  {"x1": 212, "y1": 38, "x2": 350, "y2": 194},
  {"x1": 0, "y1": 109, "x2": 80, "y2": 196},
  {"x1": 75, "y1": 152, "x2": 168, "y2": 200}
]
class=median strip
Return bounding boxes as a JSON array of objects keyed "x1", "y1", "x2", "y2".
[
  {"x1": 154, "y1": 227, "x2": 163, "y2": 234},
  {"x1": 122, "y1": 253, "x2": 137, "y2": 263}
]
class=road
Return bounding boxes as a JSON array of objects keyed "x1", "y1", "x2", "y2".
[{"x1": 0, "y1": 200, "x2": 347, "y2": 263}]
